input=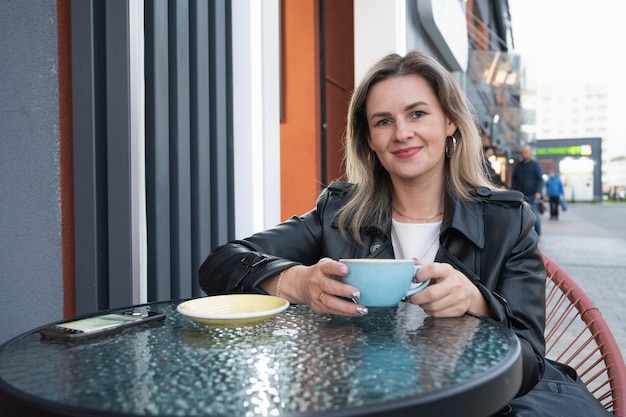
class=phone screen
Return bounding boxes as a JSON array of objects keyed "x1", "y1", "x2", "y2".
[
  {"x1": 40, "y1": 310, "x2": 166, "y2": 340},
  {"x1": 56, "y1": 314, "x2": 143, "y2": 333}
]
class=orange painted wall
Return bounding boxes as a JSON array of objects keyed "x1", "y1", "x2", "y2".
[
  {"x1": 57, "y1": 0, "x2": 76, "y2": 318},
  {"x1": 323, "y1": 0, "x2": 353, "y2": 184},
  {"x1": 279, "y1": 0, "x2": 322, "y2": 220}
]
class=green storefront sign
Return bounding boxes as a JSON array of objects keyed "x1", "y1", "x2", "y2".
[{"x1": 535, "y1": 144, "x2": 592, "y2": 156}]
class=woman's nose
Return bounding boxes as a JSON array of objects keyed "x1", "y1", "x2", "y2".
[{"x1": 393, "y1": 120, "x2": 413, "y2": 141}]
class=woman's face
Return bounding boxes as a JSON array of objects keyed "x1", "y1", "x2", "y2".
[{"x1": 365, "y1": 74, "x2": 457, "y2": 185}]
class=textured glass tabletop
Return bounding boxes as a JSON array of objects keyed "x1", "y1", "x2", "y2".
[{"x1": 0, "y1": 300, "x2": 521, "y2": 417}]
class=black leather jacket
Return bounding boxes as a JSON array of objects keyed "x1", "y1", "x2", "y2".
[{"x1": 199, "y1": 181, "x2": 546, "y2": 396}]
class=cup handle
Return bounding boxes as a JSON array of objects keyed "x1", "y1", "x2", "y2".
[{"x1": 406, "y1": 265, "x2": 430, "y2": 297}]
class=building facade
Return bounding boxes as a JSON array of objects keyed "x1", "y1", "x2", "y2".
[
  {"x1": 519, "y1": 67, "x2": 625, "y2": 194},
  {"x1": 535, "y1": 138, "x2": 603, "y2": 202}
]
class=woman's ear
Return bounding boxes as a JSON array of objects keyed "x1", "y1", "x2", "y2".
[{"x1": 446, "y1": 120, "x2": 458, "y2": 137}]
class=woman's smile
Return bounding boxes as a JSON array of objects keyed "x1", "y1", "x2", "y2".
[{"x1": 392, "y1": 146, "x2": 421, "y2": 159}]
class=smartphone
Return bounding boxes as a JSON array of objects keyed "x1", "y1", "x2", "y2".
[{"x1": 39, "y1": 308, "x2": 166, "y2": 340}]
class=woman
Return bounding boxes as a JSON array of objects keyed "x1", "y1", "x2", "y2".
[{"x1": 200, "y1": 52, "x2": 612, "y2": 415}]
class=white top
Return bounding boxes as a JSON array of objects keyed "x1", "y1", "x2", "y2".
[{"x1": 391, "y1": 219, "x2": 441, "y2": 263}]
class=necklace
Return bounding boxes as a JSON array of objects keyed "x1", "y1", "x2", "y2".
[
  {"x1": 393, "y1": 206, "x2": 443, "y2": 222},
  {"x1": 391, "y1": 223, "x2": 441, "y2": 261}
]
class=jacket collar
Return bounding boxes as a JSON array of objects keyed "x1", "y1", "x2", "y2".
[
  {"x1": 442, "y1": 192, "x2": 485, "y2": 249},
  {"x1": 330, "y1": 183, "x2": 486, "y2": 252},
  {"x1": 358, "y1": 192, "x2": 486, "y2": 251}
]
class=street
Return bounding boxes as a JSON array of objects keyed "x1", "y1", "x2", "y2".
[{"x1": 538, "y1": 201, "x2": 626, "y2": 359}]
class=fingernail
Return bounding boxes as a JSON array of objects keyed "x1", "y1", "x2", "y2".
[
  {"x1": 339, "y1": 265, "x2": 348, "y2": 274},
  {"x1": 350, "y1": 289, "x2": 361, "y2": 299},
  {"x1": 356, "y1": 306, "x2": 368, "y2": 316}
]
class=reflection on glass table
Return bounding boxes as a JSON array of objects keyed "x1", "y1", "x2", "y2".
[{"x1": 0, "y1": 300, "x2": 521, "y2": 417}]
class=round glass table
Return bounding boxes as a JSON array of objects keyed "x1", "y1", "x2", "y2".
[{"x1": 0, "y1": 300, "x2": 521, "y2": 417}]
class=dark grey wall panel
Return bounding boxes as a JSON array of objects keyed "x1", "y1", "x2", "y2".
[
  {"x1": 105, "y1": 0, "x2": 134, "y2": 308},
  {"x1": 168, "y1": 0, "x2": 193, "y2": 299},
  {"x1": 72, "y1": 0, "x2": 110, "y2": 314},
  {"x1": 72, "y1": 0, "x2": 137, "y2": 311},
  {"x1": 144, "y1": 0, "x2": 234, "y2": 301},
  {"x1": 190, "y1": 0, "x2": 212, "y2": 297},
  {"x1": 145, "y1": 0, "x2": 173, "y2": 301},
  {"x1": 0, "y1": 0, "x2": 64, "y2": 342},
  {"x1": 70, "y1": 0, "x2": 234, "y2": 312},
  {"x1": 208, "y1": 0, "x2": 235, "y2": 248}
]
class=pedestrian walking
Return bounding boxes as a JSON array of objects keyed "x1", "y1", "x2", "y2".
[
  {"x1": 545, "y1": 170, "x2": 564, "y2": 220},
  {"x1": 511, "y1": 145, "x2": 544, "y2": 235}
]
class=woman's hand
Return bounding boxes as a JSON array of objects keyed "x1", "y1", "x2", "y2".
[
  {"x1": 407, "y1": 262, "x2": 490, "y2": 318},
  {"x1": 271, "y1": 258, "x2": 368, "y2": 317}
]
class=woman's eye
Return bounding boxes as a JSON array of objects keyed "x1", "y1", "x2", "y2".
[
  {"x1": 410, "y1": 111, "x2": 425, "y2": 119},
  {"x1": 376, "y1": 119, "x2": 392, "y2": 127}
]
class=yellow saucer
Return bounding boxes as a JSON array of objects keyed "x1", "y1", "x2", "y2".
[{"x1": 177, "y1": 294, "x2": 290, "y2": 328}]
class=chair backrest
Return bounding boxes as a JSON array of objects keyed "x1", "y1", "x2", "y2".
[{"x1": 543, "y1": 253, "x2": 626, "y2": 416}]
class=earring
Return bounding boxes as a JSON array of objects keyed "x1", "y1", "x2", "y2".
[{"x1": 445, "y1": 136, "x2": 457, "y2": 158}]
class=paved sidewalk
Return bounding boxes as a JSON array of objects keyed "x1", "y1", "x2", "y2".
[{"x1": 538, "y1": 201, "x2": 626, "y2": 360}]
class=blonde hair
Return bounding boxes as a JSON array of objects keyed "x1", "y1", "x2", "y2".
[{"x1": 338, "y1": 51, "x2": 493, "y2": 243}]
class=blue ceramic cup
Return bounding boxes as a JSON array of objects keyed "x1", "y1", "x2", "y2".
[{"x1": 339, "y1": 259, "x2": 429, "y2": 307}]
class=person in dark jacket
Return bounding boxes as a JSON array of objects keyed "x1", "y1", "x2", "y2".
[
  {"x1": 511, "y1": 145, "x2": 544, "y2": 235},
  {"x1": 200, "y1": 51, "x2": 612, "y2": 416}
]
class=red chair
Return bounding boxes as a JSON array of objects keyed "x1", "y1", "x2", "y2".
[{"x1": 543, "y1": 253, "x2": 626, "y2": 416}]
